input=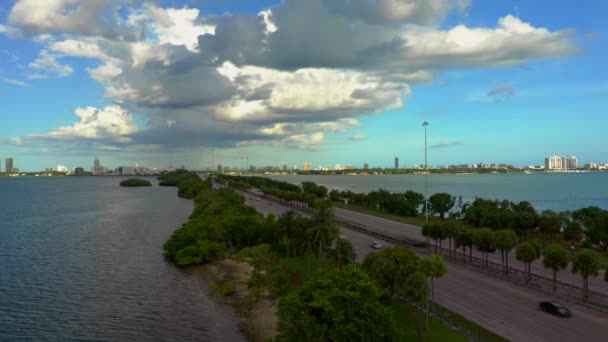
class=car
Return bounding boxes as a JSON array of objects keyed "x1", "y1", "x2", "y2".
[
  {"x1": 539, "y1": 301, "x2": 571, "y2": 318},
  {"x1": 369, "y1": 241, "x2": 383, "y2": 249}
]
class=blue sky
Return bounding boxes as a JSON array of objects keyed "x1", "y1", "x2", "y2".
[{"x1": 0, "y1": 0, "x2": 606, "y2": 171}]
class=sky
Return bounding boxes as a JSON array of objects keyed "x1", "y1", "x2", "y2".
[{"x1": 0, "y1": 0, "x2": 606, "y2": 171}]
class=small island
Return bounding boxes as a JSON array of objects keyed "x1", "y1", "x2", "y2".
[{"x1": 120, "y1": 179, "x2": 153, "y2": 187}]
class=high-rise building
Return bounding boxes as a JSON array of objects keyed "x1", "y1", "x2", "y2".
[
  {"x1": 545, "y1": 155, "x2": 578, "y2": 170},
  {"x1": 217, "y1": 164, "x2": 223, "y2": 172},
  {"x1": 562, "y1": 156, "x2": 578, "y2": 170},
  {"x1": 6, "y1": 157, "x2": 14, "y2": 174},
  {"x1": 93, "y1": 157, "x2": 103, "y2": 175},
  {"x1": 74, "y1": 167, "x2": 85, "y2": 176},
  {"x1": 364, "y1": 163, "x2": 369, "y2": 170},
  {"x1": 282, "y1": 164, "x2": 288, "y2": 171},
  {"x1": 394, "y1": 157, "x2": 399, "y2": 169},
  {"x1": 303, "y1": 163, "x2": 312, "y2": 171}
]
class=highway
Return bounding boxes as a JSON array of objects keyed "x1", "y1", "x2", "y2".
[
  {"x1": 332, "y1": 207, "x2": 608, "y2": 295},
  {"x1": 243, "y1": 194, "x2": 608, "y2": 342}
]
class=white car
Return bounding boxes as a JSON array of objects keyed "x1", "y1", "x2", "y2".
[{"x1": 369, "y1": 241, "x2": 382, "y2": 249}]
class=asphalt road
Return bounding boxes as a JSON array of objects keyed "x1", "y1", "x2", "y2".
[
  {"x1": 242, "y1": 194, "x2": 608, "y2": 342},
  {"x1": 332, "y1": 208, "x2": 608, "y2": 295}
]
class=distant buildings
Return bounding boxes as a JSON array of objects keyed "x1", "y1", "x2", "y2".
[
  {"x1": 394, "y1": 157, "x2": 399, "y2": 169},
  {"x1": 74, "y1": 167, "x2": 85, "y2": 176},
  {"x1": 303, "y1": 163, "x2": 312, "y2": 171},
  {"x1": 56, "y1": 165, "x2": 68, "y2": 173},
  {"x1": 92, "y1": 157, "x2": 107, "y2": 175},
  {"x1": 545, "y1": 156, "x2": 578, "y2": 170},
  {"x1": 6, "y1": 157, "x2": 14, "y2": 173},
  {"x1": 364, "y1": 163, "x2": 369, "y2": 170}
]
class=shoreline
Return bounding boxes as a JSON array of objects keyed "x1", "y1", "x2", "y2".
[{"x1": 198, "y1": 259, "x2": 278, "y2": 342}]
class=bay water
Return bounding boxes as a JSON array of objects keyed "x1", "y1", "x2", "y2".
[{"x1": 0, "y1": 177, "x2": 245, "y2": 341}]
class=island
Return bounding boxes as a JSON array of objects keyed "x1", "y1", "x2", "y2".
[{"x1": 120, "y1": 179, "x2": 153, "y2": 187}]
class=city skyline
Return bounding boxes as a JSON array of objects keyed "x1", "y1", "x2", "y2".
[{"x1": 0, "y1": 1, "x2": 607, "y2": 171}]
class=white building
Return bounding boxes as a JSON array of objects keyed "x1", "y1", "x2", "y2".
[
  {"x1": 56, "y1": 165, "x2": 68, "y2": 172},
  {"x1": 545, "y1": 155, "x2": 578, "y2": 170}
]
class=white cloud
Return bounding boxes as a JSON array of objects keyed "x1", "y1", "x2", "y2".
[
  {"x1": 2, "y1": 0, "x2": 579, "y2": 153},
  {"x1": 0, "y1": 24, "x2": 6, "y2": 33},
  {"x1": 143, "y1": 5, "x2": 215, "y2": 51},
  {"x1": 9, "y1": 0, "x2": 107, "y2": 35},
  {"x1": 3, "y1": 78, "x2": 31, "y2": 87},
  {"x1": 31, "y1": 104, "x2": 138, "y2": 143},
  {"x1": 51, "y1": 39, "x2": 108, "y2": 59},
  {"x1": 28, "y1": 50, "x2": 74, "y2": 79},
  {"x1": 398, "y1": 15, "x2": 576, "y2": 68}
]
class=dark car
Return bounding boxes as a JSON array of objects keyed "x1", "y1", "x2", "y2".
[{"x1": 539, "y1": 301, "x2": 571, "y2": 318}]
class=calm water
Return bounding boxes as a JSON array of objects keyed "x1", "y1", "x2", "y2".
[
  {"x1": 266, "y1": 172, "x2": 608, "y2": 211},
  {"x1": 0, "y1": 177, "x2": 245, "y2": 341}
]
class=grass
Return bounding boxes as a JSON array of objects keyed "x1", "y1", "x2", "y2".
[
  {"x1": 433, "y1": 303, "x2": 508, "y2": 342},
  {"x1": 393, "y1": 302, "x2": 468, "y2": 342},
  {"x1": 333, "y1": 202, "x2": 443, "y2": 227}
]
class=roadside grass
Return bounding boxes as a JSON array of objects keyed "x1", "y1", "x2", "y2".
[
  {"x1": 333, "y1": 202, "x2": 443, "y2": 227},
  {"x1": 432, "y1": 303, "x2": 508, "y2": 342},
  {"x1": 393, "y1": 302, "x2": 468, "y2": 342}
]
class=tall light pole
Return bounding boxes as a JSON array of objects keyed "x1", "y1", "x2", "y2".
[{"x1": 423, "y1": 121, "x2": 429, "y2": 224}]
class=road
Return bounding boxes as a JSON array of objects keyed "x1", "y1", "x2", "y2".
[
  {"x1": 332, "y1": 208, "x2": 608, "y2": 295},
  {"x1": 243, "y1": 194, "x2": 608, "y2": 342}
]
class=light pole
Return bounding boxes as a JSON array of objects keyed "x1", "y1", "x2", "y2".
[{"x1": 423, "y1": 121, "x2": 429, "y2": 224}]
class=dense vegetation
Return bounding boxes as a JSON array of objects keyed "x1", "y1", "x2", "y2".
[
  {"x1": 217, "y1": 174, "x2": 608, "y2": 302},
  {"x1": 119, "y1": 178, "x2": 152, "y2": 187},
  {"x1": 161, "y1": 171, "x2": 493, "y2": 340}
]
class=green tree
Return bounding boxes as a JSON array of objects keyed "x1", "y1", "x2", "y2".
[
  {"x1": 420, "y1": 254, "x2": 447, "y2": 328},
  {"x1": 473, "y1": 228, "x2": 496, "y2": 267},
  {"x1": 563, "y1": 221, "x2": 583, "y2": 247},
  {"x1": 573, "y1": 206, "x2": 608, "y2": 251},
  {"x1": 362, "y1": 247, "x2": 419, "y2": 297},
  {"x1": 538, "y1": 210, "x2": 562, "y2": 244},
  {"x1": 396, "y1": 269, "x2": 428, "y2": 338},
  {"x1": 310, "y1": 200, "x2": 339, "y2": 262},
  {"x1": 495, "y1": 229, "x2": 518, "y2": 273},
  {"x1": 443, "y1": 220, "x2": 463, "y2": 255},
  {"x1": 516, "y1": 241, "x2": 540, "y2": 284},
  {"x1": 277, "y1": 265, "x2": 397, "y2": 342},
  {"x1": 421, "y1": 224, "x2": 432, "y2": 251},
  {"x1": 542, "y1": 244, "x2": 569, "y2": 294},
  {"x1": 428, "y1": 193, "x2": 456, "y2": 220},
  {"x1": 455, "y1": 229, "x2": 474, "y2": 263},
  {"x1": 572, "y1": 249, "x2": 601, "y2": 301},
  {"x1": 331, "y1": 238, "x2": 356, "y2": 269}
]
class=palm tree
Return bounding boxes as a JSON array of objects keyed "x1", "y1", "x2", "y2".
[
  {"x1": 455, "y1": 229, "x2": 474, "y2": 263},
  {"x1": 542, "y1": 245, "x2": 569, "y2": 294},
  {"x1": 516, "y1": 241, "x2": 540, "y2": 284},
  {"x1": 332, "y1": 239, "x2": 356, "y2": 269},
  {"x1": 495, "y1": 229, "x2": 518, "y2": 274},
  {"x1": 473, "y1": 228, "x2": 496, "y2": 268},
  {"x1": 420, "y1": 255, "x2": 447, "y2": 329},
  {"x1": 572, "y1": 249, "x2": 601, "y2": 301},
  {"x1": 310, "y1": 200, "x2": 339, "y2": 263}
]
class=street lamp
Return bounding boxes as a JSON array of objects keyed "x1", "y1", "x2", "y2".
[{"x1": 423, "y1": 121, "x2": 429, "y2": 224}]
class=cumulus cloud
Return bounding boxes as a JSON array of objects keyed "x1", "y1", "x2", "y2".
[
  {"x1": 0, "y1": 24, "x2": 6, "y2": 33},
  {"x1": 29, "y1": 104, "x2": 138, "y2": 143},
  {"x1": 2, "y1": 0, "x2": 578, "y2": 154}
]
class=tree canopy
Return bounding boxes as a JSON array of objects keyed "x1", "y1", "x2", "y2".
[{"x1": 277, "y1": 265, "x2": 397, "y2": 342}]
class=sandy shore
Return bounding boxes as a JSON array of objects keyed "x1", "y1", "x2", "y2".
[{"x1": 202, "y1": 259, "x2": 278, "y2": 342}]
